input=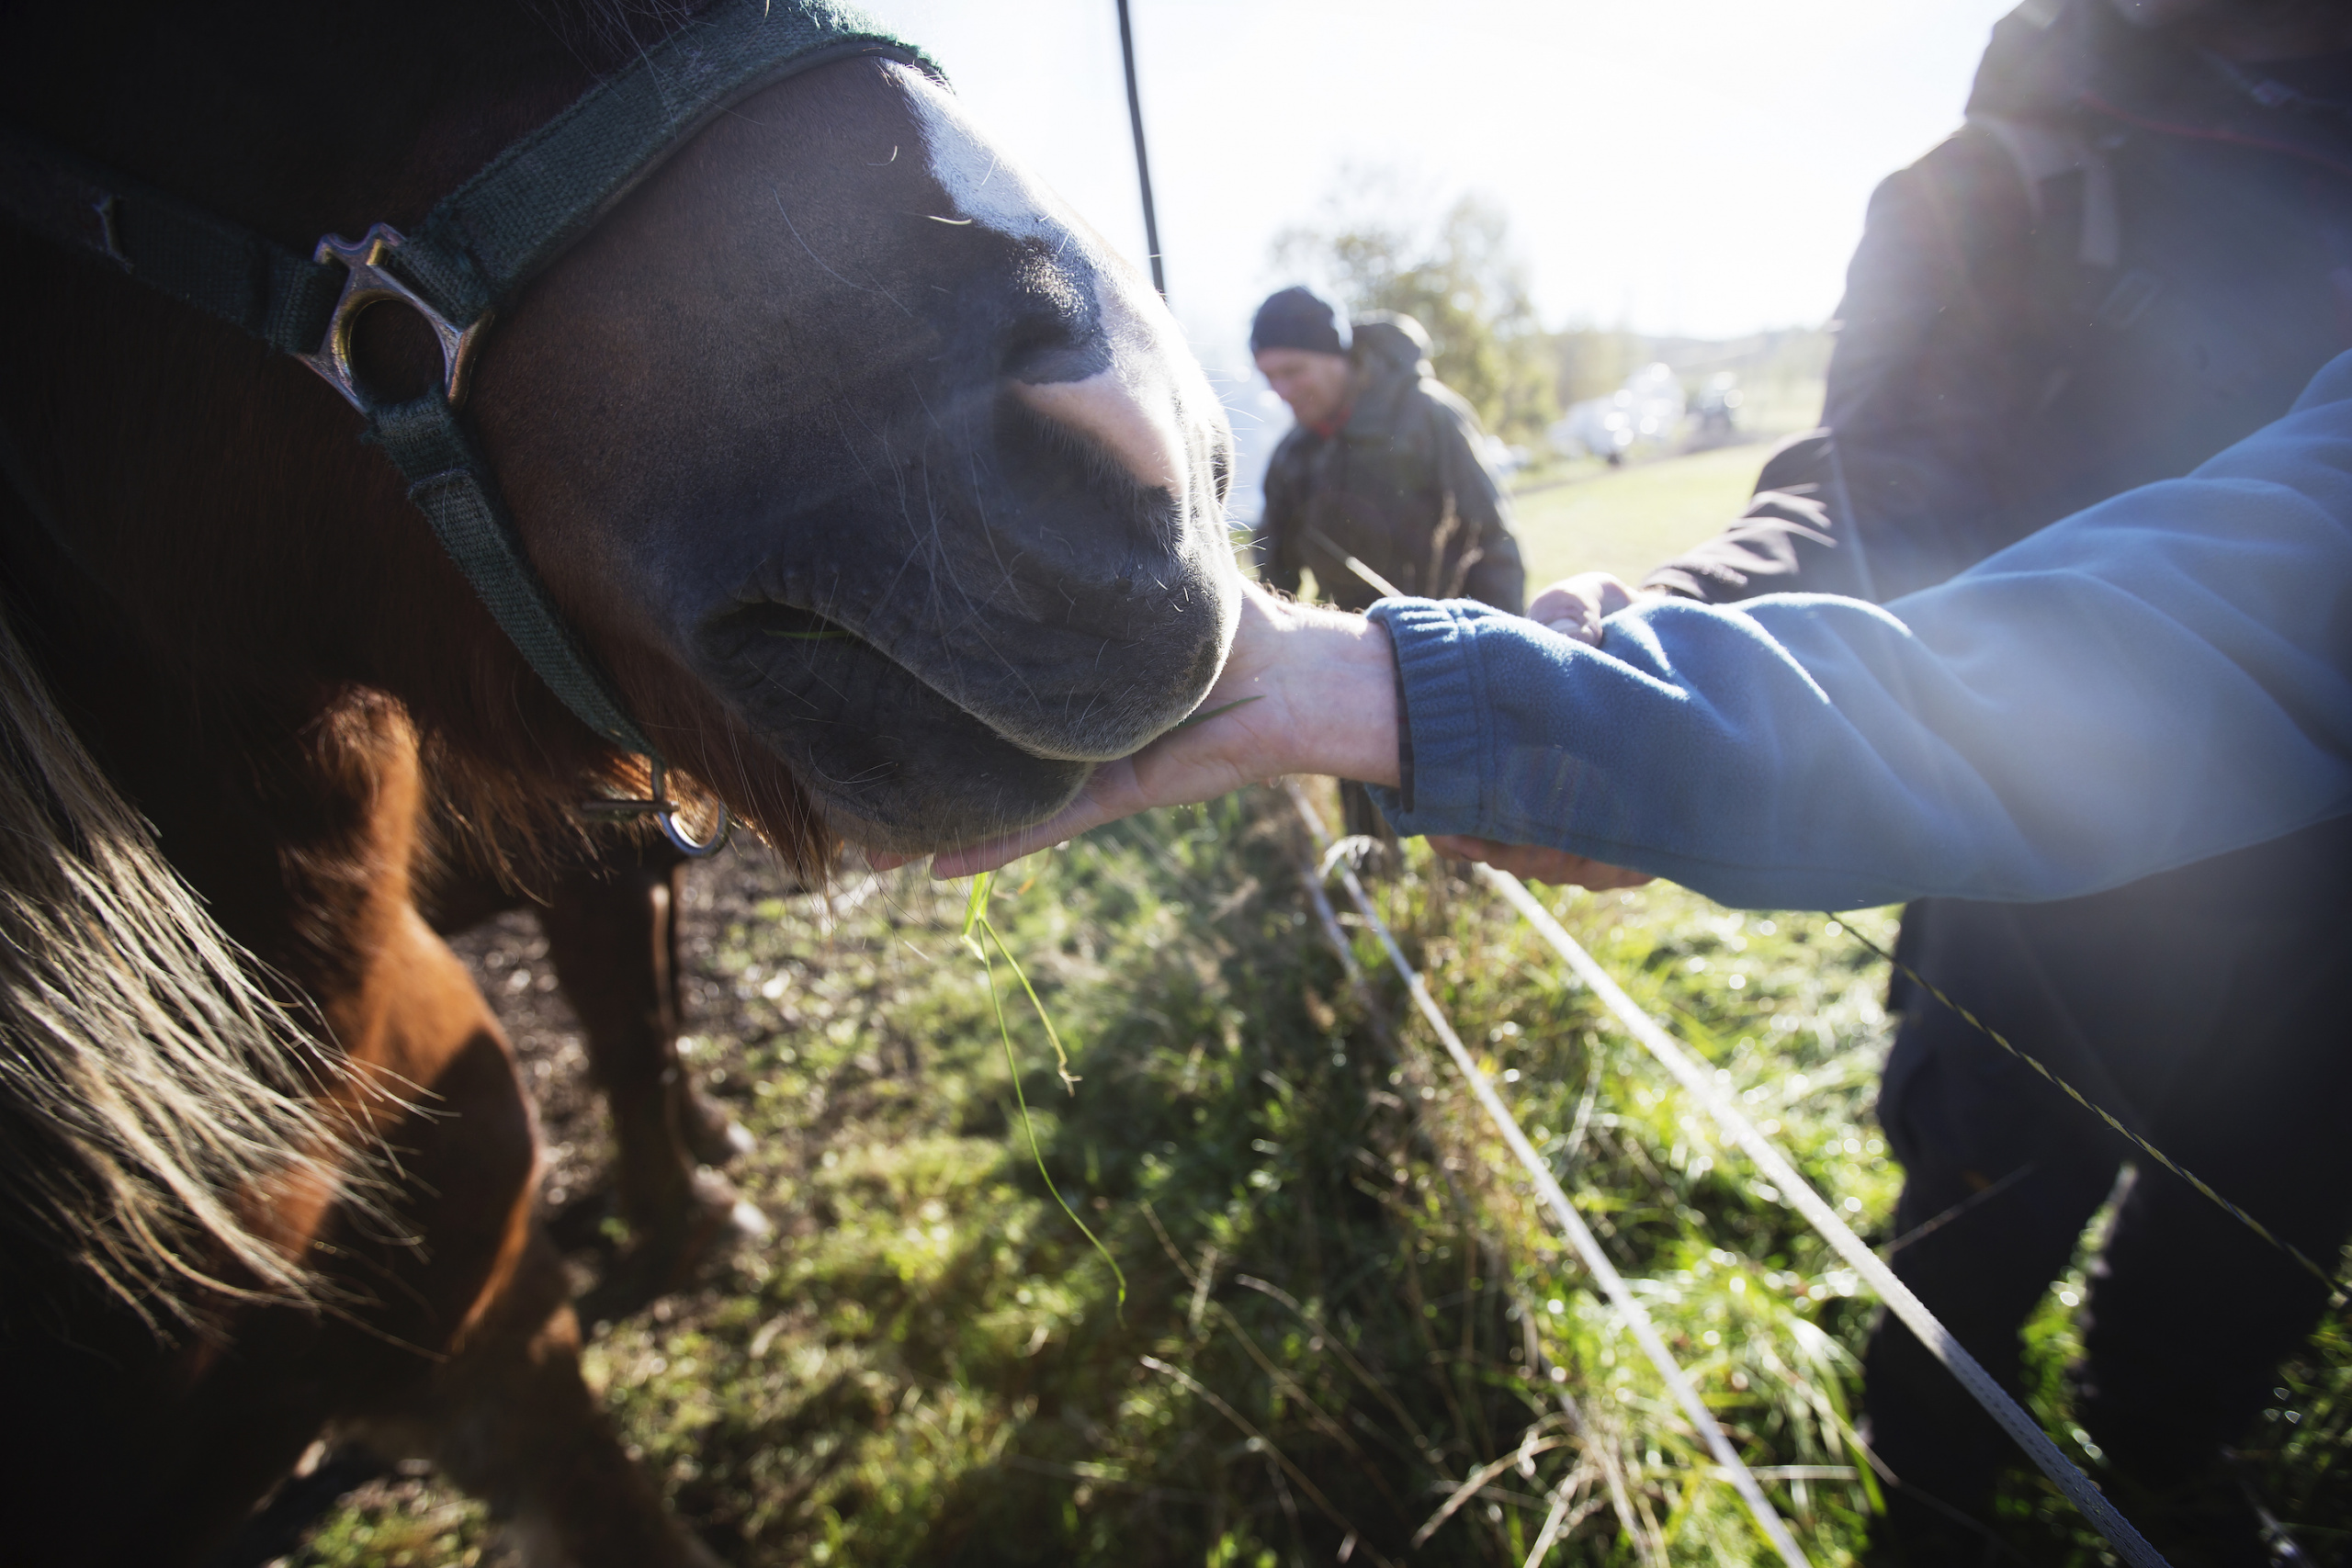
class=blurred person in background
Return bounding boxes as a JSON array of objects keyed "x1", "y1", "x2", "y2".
[
  {"x1": 1250, "y1": 286, "x2": 1524, "y2": 850},
  {"x1": 1542, "y1": 0, "x2": 2352, "y2": 1559}
]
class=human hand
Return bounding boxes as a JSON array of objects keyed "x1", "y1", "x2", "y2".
[
  {"x1": 881, "y1": 581, "x2": 1400, "y2": 878},
  {"x1": 1425, "y1": 834, "x2": 1655, "y2": 891},
  {"x1": 1407, "y1": 573, "x2": 1656, "y2": 885},
  {"x1": 1527, "y1": 571, "x2": 1645, "y2": 646}
]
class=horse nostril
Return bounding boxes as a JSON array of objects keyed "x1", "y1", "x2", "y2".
[{"x1": 992, "y1": 249, "x2": 1109, "y2": 387}]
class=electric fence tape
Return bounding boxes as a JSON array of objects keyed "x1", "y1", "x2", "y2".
[
  {"x1": 1284, "y1": 782, "x2": 1814, "y2": 1568},
  {"x1": 1284, "y1": 538, "x2": 2174, "y2": 1560},
  {"x1": 1472, "y1": 864, "x2": 2166, "y2": 1568},
  {"x1": 1832, "y1": 919, "x2": 2346, "y2": 1308},
  {"x1": 1313, "y1": 534, "x2": 2333, "y2": 1305}
]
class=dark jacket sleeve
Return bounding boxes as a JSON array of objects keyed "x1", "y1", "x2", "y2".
[
  {"x1": 1641, "y1": 431, "x2": 1879, "y2": 603},
  {"x1": 1643, "y1": 129, "x2": 2038, "y2": 606},
  {"x1": 1428, "y1": 392, "x2": 1526, "y2": 614},
  {"x1": 1255, "y1": 437, "x2": 1306, "y2": 598}
]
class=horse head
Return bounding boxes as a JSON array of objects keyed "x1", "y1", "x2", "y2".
[
  {"x1": 0, "y1": 6, "x2": 1238, "y2": 1554},
  {"x1": 1, "y1": 0, "x2": 1238, "y2": 866},
  {"x1": 478, "y1": 53, "x2": 1239, "y2": 855}
]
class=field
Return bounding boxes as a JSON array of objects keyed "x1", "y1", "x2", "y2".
[
  {"x1": 291, "y1": 437, "x2": 2348, "y2": 1566},
  {"x1": 1510, "y1": 442, "x2": 1787, "y2": 589}
]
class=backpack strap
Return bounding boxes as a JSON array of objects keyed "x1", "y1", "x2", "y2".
[{"x1": 1967, "y1": 113, "x2": 2120, "y2": 269}]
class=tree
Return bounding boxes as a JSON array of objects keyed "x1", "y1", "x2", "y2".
[
  {"x1": 1553, "y1": 326, "x2": 1649, "y2": 409},
  {"x1": 1271, "y1": 179, "x2": 1557, "y2": 443}
]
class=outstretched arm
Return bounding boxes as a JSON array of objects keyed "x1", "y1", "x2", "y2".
[
  {"x1": 923, "y1": 355, "x2": 2352, "y2": 908},
  {"x1": 1368, "y1": 357, "x2": 2352, "y2": 908}
]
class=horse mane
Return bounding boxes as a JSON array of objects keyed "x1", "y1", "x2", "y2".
[
  {"x1": 527, "y1": 0, "x2": 706, "y2": 66},
  {"x1": 0, "y1": 596, "x2": 361, "y2": 1332}
]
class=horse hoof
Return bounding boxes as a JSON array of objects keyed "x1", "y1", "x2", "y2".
[
  {"x1": 579, "y1": 1171, "x2": 762, "y2": 1323},
  {"x1": 683, "y1": 1105, "x2": 754, "y2": 1169}
]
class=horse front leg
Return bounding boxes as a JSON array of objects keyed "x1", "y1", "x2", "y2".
[
  {"x1": 393, "y1": 1228, "x2": 720, "y2": 1568},
  {"x1": 538, "y1": 835, "x2": 749, "y2": 1311},
  {"x1": 339, "y1": 912, "x2": 714, "y2": 1568}
]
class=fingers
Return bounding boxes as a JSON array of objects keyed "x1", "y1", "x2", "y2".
[
  {"x1": 1424, "y1": 834, "x2": 1491, "y2": 861},
  {"x1": 1424, "y1": 833, "x2": 1653, "y2": 890},
  {"x1": 1527, "y1": 571, "x2": 1642, "y2": 648}
]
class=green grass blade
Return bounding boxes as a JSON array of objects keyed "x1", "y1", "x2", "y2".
[
  {"x1": 983, "y1": 918, "x2": 1077, "y2": 1092},
  {"x1": 965, "y1": 877, "x2": 1126, "y2": 1321}
]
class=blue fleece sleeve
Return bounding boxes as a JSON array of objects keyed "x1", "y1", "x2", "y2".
[{"x1": 1364, "y1": 352, "x2": 2352, "y2": 910}]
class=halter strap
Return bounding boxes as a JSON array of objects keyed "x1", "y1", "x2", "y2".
[
  {"x1": 390, "y1": 3, "x2": 935, "y2": 329},
  {"x1": 0, "y1": 131, "x2": 343, "y2": 357},
  {"x1": 0, "y1": 0, "x2": 936, "y2": 771}
]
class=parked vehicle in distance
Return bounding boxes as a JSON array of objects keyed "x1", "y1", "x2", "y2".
[
  {"x1": 1692, "y1": 370, "x2": 1742, "y2": 443},
  {"x1": 1549, "y1": 362, "x2": 1687, "y2": 465}
]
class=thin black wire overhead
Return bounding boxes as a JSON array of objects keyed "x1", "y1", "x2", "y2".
[{"x1": 1114, "y1": 0, "x2": 1167, "y2": 298}]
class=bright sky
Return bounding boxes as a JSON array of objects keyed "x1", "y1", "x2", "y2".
[{"x1": 862, "y1": 0, "x2": 2018, "y2": 494}]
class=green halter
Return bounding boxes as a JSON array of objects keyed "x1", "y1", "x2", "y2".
[{"x1": 0, "y1": 0, "x2": 937, "y2": 851}]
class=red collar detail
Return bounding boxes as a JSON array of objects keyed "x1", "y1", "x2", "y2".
[{"x1": 1309, "y1": 401, "x2": 1353, "y2": 440}]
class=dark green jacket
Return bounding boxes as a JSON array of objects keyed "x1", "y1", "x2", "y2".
[{"x1": 1255, "y1": 316, "x2": 1524, "y2": 615}]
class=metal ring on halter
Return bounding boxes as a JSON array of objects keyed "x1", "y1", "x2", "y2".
[
  {"x1": 297, "y1": 225, "x2": 490, "y2": 412},
  {"x1": 650, "y1": 760, "x2": 730, "y2": 857},
  {"x1": 579, "y1": 760, "x2": 731, "y2": 858}
]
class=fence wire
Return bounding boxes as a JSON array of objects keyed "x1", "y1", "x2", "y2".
[
  {"x1": 1289, "y1": 796, "x2": 2171, "y2": 1560},
  {"x1": 1285, "y1": 782, "x2": 1814, "y2": 1568},
  {"x1": 1470, "y1": 863, "x2": 2167, "y2": 1568},
  {"x1": 1831, "y1": 918, "x2": 2346, "y2": 1308}
]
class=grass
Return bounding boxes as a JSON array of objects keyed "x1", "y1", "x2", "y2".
[
  {"x1": 1505, "y1": 386, "x2": 1824, "y2": 590},
  {"x1": 295, "y1": 782, "x2": 2348, "y2": 1566},
  {"x1": 292, "y1": 432, "x2": 2346, "y2": 1564},
  {"x1": 1509, "y1": 443, "x2": 1782, "y2": 589}
]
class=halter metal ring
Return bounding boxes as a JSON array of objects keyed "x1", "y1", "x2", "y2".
[
  {"x1": 579, "y1": 759, "x2": 731, "y2": 858},
  {"x1": 297, "y1": 224, "x2": 489, "y2": 412},
  {"x1": 654, "y1": 795, "x2": 731, "y2": 858}
]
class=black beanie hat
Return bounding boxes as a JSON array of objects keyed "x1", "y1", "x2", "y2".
[{"x1": 1250, "y1": 286, "x2": 1349, "y2": 357}]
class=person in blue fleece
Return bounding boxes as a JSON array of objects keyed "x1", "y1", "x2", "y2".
[{"x1": 935, "y1": 348, "x2": 2352, "y2": 909}]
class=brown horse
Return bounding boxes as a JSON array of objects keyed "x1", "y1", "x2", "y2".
[
  {"x1": 416, "y1": 829, "x2": 755, "y2": 1315},
  {"x1": 0, "y1": 0, "x2": 1237, "y2": 1561}
]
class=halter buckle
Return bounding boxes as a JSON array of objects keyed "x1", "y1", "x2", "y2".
[{"x1": 297, "y1": 225, "x2": 488, "y2": 413}]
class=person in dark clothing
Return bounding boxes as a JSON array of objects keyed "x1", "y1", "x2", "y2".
[
  {"x1": 1251, "y1": 287, "x2": 1524, "y2": 846},
  {"x1": 1252, "y1": 291, "x2": 1524, "y2": 615},
  {"x1": 1601, "y1": 2, "x2": 2352, "y2": 1561}
]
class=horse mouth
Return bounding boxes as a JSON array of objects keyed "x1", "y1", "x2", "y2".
[{"x1": 697, "y1": 601, "x2": 1110, "y2": 854}]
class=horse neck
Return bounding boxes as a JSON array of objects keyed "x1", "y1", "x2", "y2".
[
  {"x1": 0, "y1": 56, "x2": 616, "y2": 950},
  {"x1": 5, "y1": 0, "x2": 661, "y2": 795}
]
